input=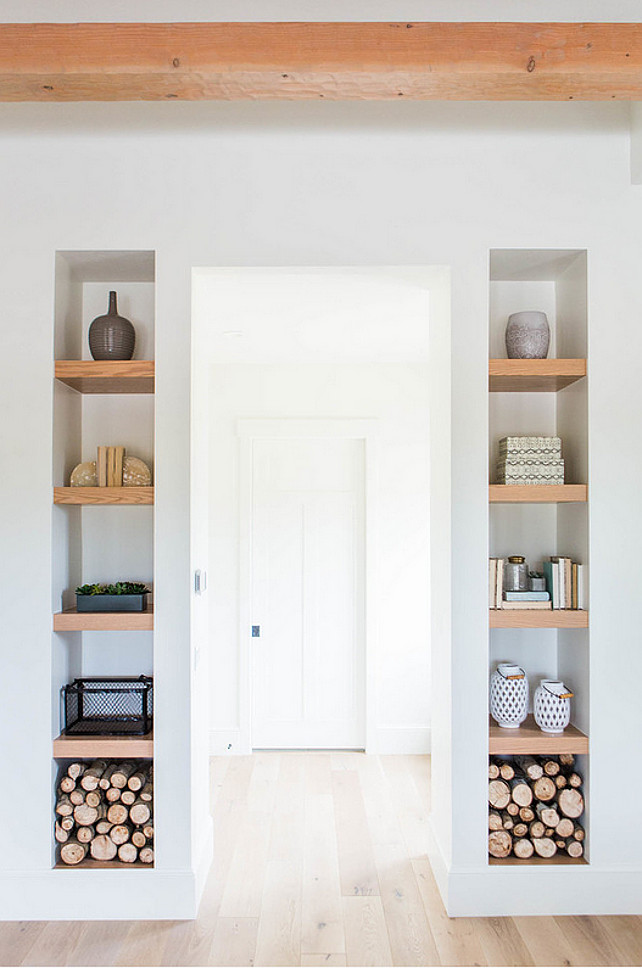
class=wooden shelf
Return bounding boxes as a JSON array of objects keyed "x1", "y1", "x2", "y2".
[
  {"x1": 489, "y1": 359, "x2": 586, "y2": 392},
  {"x1": 489, "y1": 715, "x2": 588, "y2": 755},
  {"x1": 55, "y1": 859, "x2": 153, "y2": 869},
  {"x1": 53, "y1": 732, "x2": 153, "y2": 758},
  {"x1": 489, "y1": 855, "x2": 587, "y2": 866},
  {"x1": 54, "y1": 487, "x2": 154, "y2": 506},
  {"x1": 55, "y1": 360, "x2": 154, "y2": 394},
  {"x1": 54, "y1": 606, "x2": 154, "y2": 632},
  {"x1": 490, "y1": 609, "x2": 588, "y2": 629},
  {"x1": 489, "y1": 484, "x2": 587, "y2": 503}
]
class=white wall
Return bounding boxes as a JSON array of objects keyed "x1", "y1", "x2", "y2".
[{"x1": 0, "y1": 96, "x2": 641, "y2": 916}]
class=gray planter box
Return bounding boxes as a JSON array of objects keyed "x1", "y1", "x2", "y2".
[{"x1": 76, "y1": 593, "x2": 148, "y2": 613}]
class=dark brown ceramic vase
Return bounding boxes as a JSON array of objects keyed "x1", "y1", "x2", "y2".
[{"x1": 88, "y1": 291, "x2": 136, "y2": 361}]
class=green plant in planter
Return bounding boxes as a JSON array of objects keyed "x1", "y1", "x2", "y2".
[{"x1": 76, "y1": 582, "x2": 149, "y2": 596}]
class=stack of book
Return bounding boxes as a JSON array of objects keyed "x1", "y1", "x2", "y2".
[
  {"x1": 489, "y1": 557, "x2": 585, "y2": 610},
  {"x1": 489, "y1": 558, "x2": 552, "y2": 610},
  {"x1": 543, "y1": 557, "x2": 585, "y2": 610},
  {"x1": 496, "y1": 436, "x2": 564, "y2": 485}
]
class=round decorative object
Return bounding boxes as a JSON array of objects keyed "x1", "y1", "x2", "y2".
[
  {"x1": 505, "y1": 311, "x2": 550, "y2": 359},
  {"x1": 123, "y1": 456, "x2": 152, "y2": 487},
  {"x1": 70, "y1": 460, "x2": 97, "y2": 486},
  {"x1": 490, "y1": 663, "x2": 529, "y2": 729},
  {"x1": 534, "y1": 679, "x2": 572, "y2": 734},
  {"x1": 88, "y1": 291, "x2": 136, "y2": 361}
]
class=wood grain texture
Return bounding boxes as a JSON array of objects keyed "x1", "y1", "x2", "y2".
[
  {"x1": 489, "y1": 358, "x2": 586, "y2": 392},
  {"x1": 53, "y1": 732, "x2": 153, "y2": 758},
  {"x1": 489, "y1": 484, "x2": 587, "y2": 503},
  {"x1": 55, "y1": 360, "x2": 154, "y2": 394},
  {"x1": 53, "y1": 606, "x2": 154, "y2": 631},
  {"x1": 490, "y1": 608, "x2": 588, "y2": 629},
  {"x1": 2, "y1": 24, "x2": 642, "y2": 102},
  {"x1": 489, "y1": 715, "x2": 588, "y2": 755},
  {"x1": 54, "y1": 487, "x2": 154, "y2": 505}
]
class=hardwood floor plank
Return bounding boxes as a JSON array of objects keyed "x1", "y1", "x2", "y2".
[
  {"x1": 20, "y1": 922, "x2": 85, "y2": 967},
  {"x1": 0, "y1": 922, "x2": 47, "y2": 967},
  {"x1": 554, "y1": 915, "x2": 633, "y2": 967},
  {"x1": 114, "y1": 922, "x2": 173, "y2": 967},
  {"x1": 379, "y1": 756, "x2": 431, "y2": 860},
  {"x1": 373, "y1": 843, "x2": 440, "y2": 966},
  {"x1": 342, "y1": 897, "x2": 393, "y2": 968},
  {"x1": 412, "y1": 856, "x2": 488, "y2": 967},
  {"x1": 304, "y1": 753, "x2": 333, "y2": 796},
  {"x1": 332, "y1": 770, "x2": 380, "y2": 897},
  {"x1": 358, "y1": 755, "x2": 406, "y2": 849},
  {"x1": 512, "y1": 915, "x2": 582, "y2": 967},
  {"x1": 301, "y1": 955, "x2": 347, "y2": 966},
  {"x1": 475, "y1": 917, "x2": 535, "y2": 967},
  {"x1": 597, "y1": 916, "x2": 642, "y2": 966},
  {"x1": 301, "y1": 794, "x2": 346, "y2": 955},
  {"x1": 64, "y1": 921, "x2": 131, "y2": 967},
  {"x1": 255, "y1": 858, "x2": 303, "y2": 967},
  {"x1": 403, "y1": 755, "x2": 432, "y2": 811},
  {"x1": 270, "y1": 754, "x2": 306, "y2": 861},
  {"x1": 208, "y1": 918, "x2": 259, "y2": 967},
  {"x1": 158, "y1": 918, "x2": 217, "y2": 967},
  {"x1": 218, "y1": 809, "x2": 274, "y2": 918}
]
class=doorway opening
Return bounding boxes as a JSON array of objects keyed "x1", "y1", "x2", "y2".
[{"x1": 192, "y1": 267, "x2": 450, "y2": 758}]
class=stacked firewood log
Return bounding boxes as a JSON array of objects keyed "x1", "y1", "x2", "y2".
[
  {"x1": 55, "y1": 760, "x2": 154, "y2": 866},
  {"x1": 488, "y1": 753, "x2": 585, "y2": 860}
]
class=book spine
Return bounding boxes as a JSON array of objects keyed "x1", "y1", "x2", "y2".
[
  {"x1": 97, "y1": 446, "x2": 108, "y2": 487},
  {"x1": 489, "y1": 558, "x2": 497, "y2": 609},
  {"x1": 577, "y1": 564, "x2": 585, "y2": 610},
  {"x1": 496, "y1": 558, "x2": 504, "y2": 609},
  {"x1": 553, "y1": 561, "x2": 562, "y2": 608}
]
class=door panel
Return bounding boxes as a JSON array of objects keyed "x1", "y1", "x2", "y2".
[{"x1": 251, "y1": 437, "x2": 365, "y2": 749}]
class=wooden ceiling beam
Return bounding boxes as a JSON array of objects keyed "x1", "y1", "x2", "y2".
[{"x1": 1, "y1": 22, "x2": 642, "y2": 101}]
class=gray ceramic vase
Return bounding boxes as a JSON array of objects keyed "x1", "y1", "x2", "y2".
[
  {"x1": 88, "y1": 291, "x2": 136, "y2": 361},
  {"x1": 505, "y1": 311, "x2": 550, "y2": 359}
]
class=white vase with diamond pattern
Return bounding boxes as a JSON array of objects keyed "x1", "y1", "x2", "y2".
[
  {"x1": 490, "y1": 663, "x2": 529, "y2": 729},
  {"x1": 534, "y1": 679, "x2": 572, "y2": 734}
]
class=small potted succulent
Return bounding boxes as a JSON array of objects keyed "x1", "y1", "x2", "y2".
[{"x1": 75, "y1": 581, "x2": 150, "y2": 613}]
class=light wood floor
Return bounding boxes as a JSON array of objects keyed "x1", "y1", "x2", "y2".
[{"x1": 2, "y1": 753, "x2": 641, "y2": 967}]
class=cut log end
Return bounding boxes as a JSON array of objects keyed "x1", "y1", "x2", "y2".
[{"x1": 488, "y1": 830, "x2": 512, "y2": 858}]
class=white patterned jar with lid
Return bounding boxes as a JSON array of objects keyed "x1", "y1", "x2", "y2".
[
  {"x1": 534, "y1": 679, "x2": 573, "y2": 734},
  {"x1": 490, "y1": 663, "x2": 529, "y2": 729}
]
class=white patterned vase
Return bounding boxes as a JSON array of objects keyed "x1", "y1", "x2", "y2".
[
  {"x1": 534, "y1": 679, "x2": 572, "y2": 734},
  {"x1": 490, "y1": 663, "x2": 529, "y2": 729}
]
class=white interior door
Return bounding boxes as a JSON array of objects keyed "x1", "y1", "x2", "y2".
[{"x1": 251, "y1": 436, "x2": 365, "y2": 749}]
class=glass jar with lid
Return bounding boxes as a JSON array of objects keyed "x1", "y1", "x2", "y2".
[{"x1": 504, "y1": 556, "x2": 529, "y2": 591}]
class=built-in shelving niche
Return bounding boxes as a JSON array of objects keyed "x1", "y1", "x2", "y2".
[
  {"x1": 488, "y1": 249, "x2": 590, "y2": 866},
  {"x1": 52, "y1": 251, "x2": 155, "y2": 868}
]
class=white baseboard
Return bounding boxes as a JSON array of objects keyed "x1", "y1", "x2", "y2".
[
  {"x1": 209, "y1": 729, "x2": 251, "y2": 755},
  {"x1": 0, "y1": 870, "x2": 198, "y2": 920},
  {"x1": 373, "y1": 725, "x2": 431, "y2": 754},
  {"x1": 447, "y1": 865, "x2": 642, "y2": 917}
]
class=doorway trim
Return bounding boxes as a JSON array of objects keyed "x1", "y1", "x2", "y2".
[{"x1": 237, "y1": 417, "x2": 378, "y2": 754}]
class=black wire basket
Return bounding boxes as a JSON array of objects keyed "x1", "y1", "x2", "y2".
[{"x1": 62, "y1": 676, "x2": 153, "y2": 736}]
